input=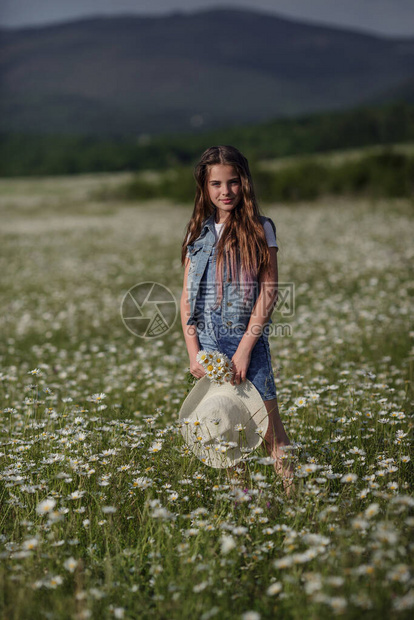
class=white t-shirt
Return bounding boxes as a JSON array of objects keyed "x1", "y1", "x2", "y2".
[
  {"x1": 186, "y1": 220, "x2": 278, "y2": 258},
  {"x1": 214, "y1": 220, "x2": 277, "y2": 247}
]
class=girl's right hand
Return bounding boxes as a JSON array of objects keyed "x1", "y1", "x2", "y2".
[{"x1": 189, "y1": 359, "x2": 206, "y2": 379}]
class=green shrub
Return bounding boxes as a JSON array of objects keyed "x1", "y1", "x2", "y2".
[{"x1": 110, "y1": 148, "x2": 414, "y2": 204}]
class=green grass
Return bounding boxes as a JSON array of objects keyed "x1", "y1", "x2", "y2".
[{"x1": 0, "y1": 176, "x2": 413, "y2": 619}]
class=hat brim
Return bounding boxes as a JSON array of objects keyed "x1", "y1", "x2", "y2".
[{"x1": 179, "y1": 376, "x2": 269, "y2": 468}]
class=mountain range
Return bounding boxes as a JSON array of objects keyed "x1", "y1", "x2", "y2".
[{"x1": 1, "y1": 7, "x2": 414, "y2": 136}]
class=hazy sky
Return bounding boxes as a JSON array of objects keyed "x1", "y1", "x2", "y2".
[{"x1": 1, "y1": 0, "x2": 414, "y2": 37}]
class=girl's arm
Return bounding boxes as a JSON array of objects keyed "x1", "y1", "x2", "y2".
[
  {"x1": 231, "y1": 247, "x2": 278, "y2": 384},
  {"x1": 180, "y1": 257, "x2": 206, "y2": 379}
]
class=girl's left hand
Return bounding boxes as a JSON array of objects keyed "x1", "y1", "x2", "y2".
[{"x1": 230, "y1": 349, "x2": 251, "y2": 385}]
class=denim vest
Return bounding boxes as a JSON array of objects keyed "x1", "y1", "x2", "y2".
[{"x1": 186, "y1": 213, "x2": 276, "y2": 329}]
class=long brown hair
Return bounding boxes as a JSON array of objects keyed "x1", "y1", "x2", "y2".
[{"x1": 181, "y1": 145, "x2": 272, "y2": 307}]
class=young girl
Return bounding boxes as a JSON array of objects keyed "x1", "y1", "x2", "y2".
[{"x1": 180, "y1": 145, "x2": 295, "y2": 492}]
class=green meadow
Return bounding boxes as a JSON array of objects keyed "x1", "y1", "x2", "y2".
[{"x1": 0, "y1": 172, "x2": 413, "y2": 619}]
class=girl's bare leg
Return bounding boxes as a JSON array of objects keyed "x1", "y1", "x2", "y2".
[{"x1": 263, "y1": 397, "x2": 296, "y2": 495}]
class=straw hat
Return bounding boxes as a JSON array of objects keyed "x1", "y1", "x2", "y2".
[{"x1": 179, "y1": 376, "x2": 269, "y2": 468}]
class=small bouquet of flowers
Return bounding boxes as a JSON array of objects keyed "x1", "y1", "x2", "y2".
[{"x1": 196, "y1": 350, "x2": 233, "y2": 385}]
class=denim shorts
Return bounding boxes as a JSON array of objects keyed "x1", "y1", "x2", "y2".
[{"x1": 196, "y1": 307, "x2": 277, "y2": 401}]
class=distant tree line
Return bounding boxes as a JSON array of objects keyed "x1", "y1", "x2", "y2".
[{"x1": 0, "y1": 102, "x2": 413, "y2": 177}]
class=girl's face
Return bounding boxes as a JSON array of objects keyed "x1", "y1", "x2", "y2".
[{"x1": 207, "y1": 164, "x2": 242, "y2": 221}]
